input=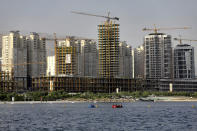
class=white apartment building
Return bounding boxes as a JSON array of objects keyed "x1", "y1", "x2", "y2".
[
  {"x1": 46, "y1": 56, "x2": 55, "y2": 76},
  {"x1": 119, "y1": 41, "x2": 132, "y2": 78},
  {"x1": 144, "y1": 33, "x2": 172, "y2": 79},
  {"x1": 27, "y1": 32, "x2": 46, "y2": 77},
  {"x1": 2, "y1": 31, "x2": 27, "y2": 77}
]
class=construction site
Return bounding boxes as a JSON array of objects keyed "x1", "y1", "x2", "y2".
[
  {"x1": 55, "y1": 37, "x2": 77, "y2": 76},
  {"x1": 1, "y1": 13, "x2": 197, "y2": 93},
  {"x1": 32, "y1": 77, "x2": 146, "y2": 92},
  {"x1": 98, "y1": 21, "x2": 119, "y2": 78}
]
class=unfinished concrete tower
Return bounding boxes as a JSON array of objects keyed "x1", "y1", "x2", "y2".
[
  {"x1": 98, "y1": 21, "x2": 119, "y2": 78},
  {"x1": 55, "y1": 37, "x2": 77, "y2": 76}
]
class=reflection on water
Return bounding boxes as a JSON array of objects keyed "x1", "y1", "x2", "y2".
[{"x1": 0, "y1": 102, "x2": 197, "y2": 131}]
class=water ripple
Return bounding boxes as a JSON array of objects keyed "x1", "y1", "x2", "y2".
[{"x1": 1, "y1": 102, "x2": 197, "y2": 130}]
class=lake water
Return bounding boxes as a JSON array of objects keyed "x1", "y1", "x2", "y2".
[{"x1": 0, "y1": 102, "x2": 197, "y2": 131}]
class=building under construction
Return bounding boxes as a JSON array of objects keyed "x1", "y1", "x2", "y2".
[
  {"x1": 1, "y1": 71, "x2": 197, "y2": 92},
  {"x1": 98, "y1": 21, "x2": 119, "y2": 78},
  {"x1": 55, "y1": 37, "x2": 77, "y2": 76},
  {"x1": 32, "y1": 76, "x2": 145, "y2": 92},
  {"x1": 0, "y1": 71, "x2": 29, "y2": 92},
  {"x1": 31, "y1": 76, "x2": 197, "y2": 92}
]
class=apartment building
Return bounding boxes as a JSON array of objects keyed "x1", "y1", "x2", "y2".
[
  {"x1": 27, "y1": 32, "x2": 46, "y2": 77},
  {"x1": 77, "y1": 39, "x2": 98, "y2": 77},
  {"x1": 55, "y1": 37, "x2": 77, "y2": 76},
  {"x1": 2, "y1": 31, "x2": 27, "y2": 77},
  {"x1": 174, "y1": 44, "x2": 195, "y2": 79},
  {"x1": 133, "y1": 45, "x2": 145, "y2": 78},
  {"x1": 119, "y1": 41, "x2": 132, "y2": 78},
  {"x1": 46, "y1": 55, "x2": 55, "y2": 76},
  {"x1": 144, "y1": 33, "x2": 172, "y2": 79}
]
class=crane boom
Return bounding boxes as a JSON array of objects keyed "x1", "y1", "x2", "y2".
[
  {"x1": 174, "y1": 37, "x2": 197, "y2": 44},
  {"x1": 71, "y1": 11, "x2": 119, "y2": 23},
  {"x1": 158, "y1": 27, "x2": 191, "y2": 30},
  {"x1": 142, "y1": 24, "x2": 191, "y2": 34}
]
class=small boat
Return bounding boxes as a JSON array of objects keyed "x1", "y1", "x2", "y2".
[
  {"x1": 112, "y1": 104, "x2": 123, "y2": 108},
  {"x1": 88, "y1": 104, "x2": 96, "y2": 108},
  {"x1": 139, "y1": 98, "x2": 154, "y2": 102}
]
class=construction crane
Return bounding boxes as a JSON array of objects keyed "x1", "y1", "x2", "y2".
[
  {"x1": 174, "y1": 36, "x2": 197, "y2": 44},
  {"x1": 142, "y1": 24, "x2": 191, "y2": 34},
  {"x1": 71, "y1": 11, "x2": 119, "y2": 23},
  {"x1": 41, "y1": 33, "x2": 67, "y2": 41}
]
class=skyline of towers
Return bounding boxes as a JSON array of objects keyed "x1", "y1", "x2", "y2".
[
  {"x1": 55, "y1": 38, "x2": 98, "y2": 77},
  {"x1": 0, "y1": 30, "x2": 196, "y2": 80},
  {"x1": 1, "y1": 31, "x2": 46, "y2": 78}
]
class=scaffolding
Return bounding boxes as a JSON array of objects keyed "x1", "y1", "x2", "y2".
[
  {"x1": 0, "y1": 71, "x2": 28, "y2": 92},
  {"x1": 55, "y1": 38, "x2": 77, "y2": 76},
  {"x1": 98, "y1": 21, "x2": 119, "y2": 78},
  {"x1": 32, "y1": 76, "x2": 142, "y2": 93},
  {"x1": 0, "y1": 71, "x2": 15, "y2": 92}
]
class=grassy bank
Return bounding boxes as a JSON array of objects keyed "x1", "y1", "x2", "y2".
[{"x1": 1, "y1": 91, "x2": 197, "y2": 101}]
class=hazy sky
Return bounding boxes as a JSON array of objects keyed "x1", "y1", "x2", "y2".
[{"x1": 0, "y1": 0, "x2": 197, "y2": 48}]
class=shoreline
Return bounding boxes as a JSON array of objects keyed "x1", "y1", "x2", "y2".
[
  {"x1": 1, "y1": 96, "x2": 197, "y2": 104},
  {"x1": 0, "y1": 98, "x2": 135, "y2": 104},
  {"x1": 141, "y1": 96, "x2": 197, "y2": 102}
]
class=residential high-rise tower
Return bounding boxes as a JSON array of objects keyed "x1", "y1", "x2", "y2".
[
  {"x1": 174, "y1": 44, "x2": 195, "y2": 79},
  {"x1": 77, "y1": 39, "x2": 98, "y2": 77},
  {"x1": 55, "y1": 37, "x2": 77, "y2": 76},
  {"x1": 133, "y1": 45, "x2": 145, "y2": 78},
  {"x1": 119, "y1": 41, "x2": 132, "y2": 78},
  {"x1": 27, "y1": 32, "x2": 46, "y2": 77},
  {"x1": 144, "y1": 33, "x2": 172, "y2": 79},
  {"x1": 98, "y1": 21, "x2": 119, "y2": 78},
  {"x1": 2, "y1": 31, "x2": 27, "y2": 77}
]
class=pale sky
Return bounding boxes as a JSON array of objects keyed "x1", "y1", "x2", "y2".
[
  {"x1": 1, "y1": 0, "x2": 197, "y2": 75},
  {"x1": 0, "y1": 0, "x2": 197, "y2": 47},
  {"x1": 1, "y1": 0, "x2": 197, "y2": 74}
]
